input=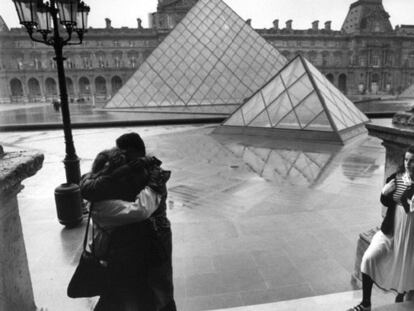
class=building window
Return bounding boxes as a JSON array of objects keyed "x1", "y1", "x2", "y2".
[
  {"x1": 359, "y1": 56, "x2": 367, "y2": 67},
  {"x1": 371, "y1": 55, "x2": 380, "y2": 67},
  {"x1": 409, "y1": 53, "x2": 414, "y2": 68}
]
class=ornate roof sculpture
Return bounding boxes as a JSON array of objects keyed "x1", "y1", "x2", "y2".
[
  {"x1": 341, "y1": 0, "x2": 392, "y2": 34},
  {"x1": 214, "y1": 55, "x2": 369, "y2": 144},
  {"x1": 105, "y1": 0, "x2": 287, "y2": 115}
]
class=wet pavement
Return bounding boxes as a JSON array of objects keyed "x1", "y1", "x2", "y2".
[
  {"x1": 0, "y1": 122, "x2": 397, "y2": 310},
  {"x1": 0, "y1": 103, "x2": 224, "y2": 130}
]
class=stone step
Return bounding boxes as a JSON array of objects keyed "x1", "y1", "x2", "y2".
[{"x1": 208, "y1": 290, "x2": 413, "y2": 311}]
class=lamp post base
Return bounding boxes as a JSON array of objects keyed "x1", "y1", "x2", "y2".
[{"x1": 54, "y1": 183, "x2": 83, "y2": 227}]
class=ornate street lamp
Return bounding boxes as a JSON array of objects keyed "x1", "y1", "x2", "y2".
[{"x1": 12, "y1": 0, "x2": 90, "y2": 227}]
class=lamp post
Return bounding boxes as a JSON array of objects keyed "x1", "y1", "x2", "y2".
[{"x1": 13, "y1": 0, "x2": 90, "y2": 227}]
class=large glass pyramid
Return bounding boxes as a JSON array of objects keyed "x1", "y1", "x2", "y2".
[
  {"x1": 215, "y1": 55, "x2": 369, "y2": 144},
  {"x1": 104, "y1": 0, "x2": 287, "y2": 115}
]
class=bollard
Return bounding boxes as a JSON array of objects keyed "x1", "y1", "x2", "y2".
[{"x1": 55, "y1": 183, "x2": 83, "y2": 228}]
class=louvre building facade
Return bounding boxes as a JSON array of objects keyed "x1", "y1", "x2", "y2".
[{"x1": 1, "y1": 0, "x2": 414, "y2": 104}]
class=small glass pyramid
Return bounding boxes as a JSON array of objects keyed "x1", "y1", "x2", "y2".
[
  {"x1": 216, "y1": 55, "x2": 369, "y2": 144},
  {"x1": 104, "y1": 0, "x2": 287, "y2": 115},
  {"x1": 399, "y1": 84, "x2": 414, "y2": 99}
]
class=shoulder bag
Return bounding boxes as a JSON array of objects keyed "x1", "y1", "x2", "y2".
[{"x1": 67, "y1": 203, "x2": 109, "y2": 298}]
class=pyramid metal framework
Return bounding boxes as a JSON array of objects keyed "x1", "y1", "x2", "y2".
[
  {"x1": 104, "y1": 0, "x2": 287, "y2": 115},
  {"x1": 215, "y1": 55, "x2": 369, "y2": 144}
]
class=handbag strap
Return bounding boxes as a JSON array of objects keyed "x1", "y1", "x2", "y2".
[{"x1": 82, "y1": 202, "x2": 94, "y2": 252}]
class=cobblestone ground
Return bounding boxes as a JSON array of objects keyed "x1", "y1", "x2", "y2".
[{"x1": 0, "y1": 124, "x2": 388, "y2": 310}]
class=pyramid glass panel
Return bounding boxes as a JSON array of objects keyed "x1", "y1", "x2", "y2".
[
  {"x1": 261, "y1": 75, "x2": 285, "y2": 106},
  {"x1": 275, "y1": 110, "x2": 301, "y2": 129},
  {"x1": 303, "y1": 111, "x2": 333, "y2": 131},
  {"x1": 105, "y1": 0, "x2": 287, "y2": 114},
  {"x1": 249, "y1": 109, "x2": 271, "y2": 128},
  {"x1": 267, "y1": 92, "x2": 293, "y2": 127},
  {"x1": 286, "y1": 74, "x2": 314, "y2": 107},
  {"x1": 293, "y1": 92, "x2": 325, "y2": 128},
  {"x1": 242, "y1": 92, "x2": 266, "y2": 125},
  {"x1": 281, "y1": 57, "x2": 306, "y2": 88},
  {"x1": 225, "y1": 109, "x2": 245, "y2": 126}
]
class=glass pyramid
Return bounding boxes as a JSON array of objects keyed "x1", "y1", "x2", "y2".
[
  {"x1": 104, "y1": 0, "x2": 287, "y2": 115},
  {"x1": 216, "y1": 55, "x2": 369, "y2": 144},
  {"x1": 399, "y1": 84, "x2": 414, "y2": 99}
]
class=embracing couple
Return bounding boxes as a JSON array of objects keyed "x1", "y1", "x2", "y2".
[{"x1": 80, "y1": 132, "x2": 176, "y2": 311}]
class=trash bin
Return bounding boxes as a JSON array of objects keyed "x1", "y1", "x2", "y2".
[{"x1": 55, "y1": 183, "x2": 83, "y2": 227}]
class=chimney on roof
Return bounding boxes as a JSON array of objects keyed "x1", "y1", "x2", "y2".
[
  {"x1": 286, "y1": 19, "x2": 292, "y2": 30},
  {"x1": 312, "y1": 20, "x2": 319, "y2": 31},
  {"x1": 325, "y1": 21, "x2": 332, "y2": 31},
  {"x1": 137, "y1": 18, "x2": 143, "y2": 29},
  {"x1": 273, "y1": 19, "x2": 279, "y2": 30},
  {"x1": 105, "y1": 18, "x2": 112, "y2": 29},
  {"x1": 246, "y1": 19, "x2": 252, "y2": 26}
]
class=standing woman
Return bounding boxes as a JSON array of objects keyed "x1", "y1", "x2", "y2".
[{"x1": 348, "y1": 145, "x2": 414, "y2": 311}]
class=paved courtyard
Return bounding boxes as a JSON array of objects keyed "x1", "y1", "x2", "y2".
[{"x1": 0, "y1": 123, "x2": 397, "y2": 310}]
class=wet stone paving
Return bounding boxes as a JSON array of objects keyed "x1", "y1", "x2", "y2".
[{"x1": 0, "y1": 124, "x2": 387, "y2": 310}]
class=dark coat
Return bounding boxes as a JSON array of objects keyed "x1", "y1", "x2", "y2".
[
  {"x1": 380, "y1": 172, "x2": 414, "y2": 236},
  {"x1": 80, "y1": 157, "x2": 175, "y2": 311}
]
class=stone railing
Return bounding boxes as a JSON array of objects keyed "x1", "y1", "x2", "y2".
[{"x1": 0, "y1": 146, "x2": 44, "y2": 311}]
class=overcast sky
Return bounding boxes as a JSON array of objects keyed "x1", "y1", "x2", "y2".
[{"x1": 1, "y1": 0, "x2": 413, "y2": 30}]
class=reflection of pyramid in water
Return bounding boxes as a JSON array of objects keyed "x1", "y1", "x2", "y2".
[
  {"x1": 104, "y1": 0, "x2": 287, "y2": 115},
  {"x1": 215, "y1": 55, "x2": 369, "y2": 144},
  {"x1": 224, "y1": 142, "x2": 337, "y2": 187}
]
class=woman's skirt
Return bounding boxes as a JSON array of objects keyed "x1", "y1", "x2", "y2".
[{"x1": 361, "y1": 204, "x2": 414, "y2": 292}]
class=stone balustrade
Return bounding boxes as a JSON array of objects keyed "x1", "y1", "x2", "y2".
[{"x1": 0, "y1": 146, "x2": 44, "y2": 311}]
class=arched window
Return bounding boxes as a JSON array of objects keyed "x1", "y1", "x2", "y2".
[
  {"x1": 10, "y1": 78, "x2": 23, "y2": 97},
  {"x1": 111, "y1": 76, "x2": 122, "y2": 95},
  {"x1": 45, "y1": 77, "x2": 57, "y2": 95},
  {"x1": 95, "y1": 76, "x2": 107, "y2": 95},
  {"x1": 338, "y1": 74, "x2": 347, "y2": 94},
  {"x1": 326, "y1": 73, "x2": 334, "y2": 84},
  {"x1": 79, "y1": 77, "x2": 91, "y2": 95},
  {"x1": 66, "y1": 77, "x2": 74, "y2": 95},
  {"x1": 28, "y1": 78, "x2": 41, "y2": 96}
]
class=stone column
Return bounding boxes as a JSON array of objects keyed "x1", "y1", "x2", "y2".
[{"x1": 0, "y1": 147, "x2": 44, "y2": 311}]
